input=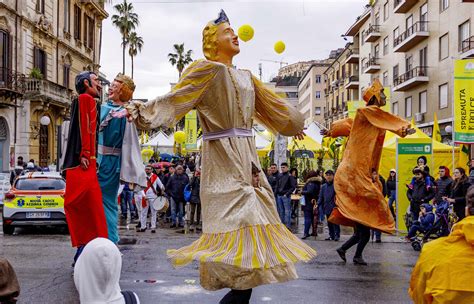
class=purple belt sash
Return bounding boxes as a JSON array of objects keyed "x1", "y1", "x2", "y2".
[{"x1": 202, "y1": 128, "x2": 253, "y2": 141}]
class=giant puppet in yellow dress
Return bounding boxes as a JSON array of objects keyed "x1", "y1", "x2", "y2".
[{"x1": 127, "y1": 11, "x2": 315, "y2": 293}]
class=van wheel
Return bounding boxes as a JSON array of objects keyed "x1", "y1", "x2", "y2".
[{"x1": 2, "y1": 221, "x2": 14, "y2": 235}]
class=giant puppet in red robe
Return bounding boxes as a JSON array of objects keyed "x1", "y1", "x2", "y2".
[{"x1": 63, "y1": 72, "x2": 108, "y2": 249}]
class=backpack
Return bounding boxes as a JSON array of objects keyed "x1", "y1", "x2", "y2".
[{"x1": 183, "y1": 184, "x2": 192, "y2": 202}]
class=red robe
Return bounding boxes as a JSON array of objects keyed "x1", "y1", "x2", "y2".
[{"x1": 64, "y1": 93, "x2": 108, "y2": 247}]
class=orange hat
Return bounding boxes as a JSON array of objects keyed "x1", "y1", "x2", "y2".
[{"x1": 363, "y1": 79, "x2": 383, "y2": 104}]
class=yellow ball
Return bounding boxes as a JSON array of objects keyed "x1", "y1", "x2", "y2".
[
  {"x1": 238, "y1": 25, "x2": 254, "y2": 42},
  {"x1": 274, "y1": 41, "x2": 286, "y2": 54},
  {"x1": 174, "y1": 131, "x2": 186, "y2": 144}
]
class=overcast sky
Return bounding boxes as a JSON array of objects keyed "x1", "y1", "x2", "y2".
[{"x1": 101, "y1": 0, "x2": 367, "y2": 99}]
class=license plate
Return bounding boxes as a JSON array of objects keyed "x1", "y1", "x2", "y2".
[{"x1": 26, "y1": 212, "x2": 51, "y2": 219}]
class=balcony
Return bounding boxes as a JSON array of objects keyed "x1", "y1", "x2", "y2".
[
  {"x1": 0, "y1": 68, "x2": 25, "y2": 106},
  {"x1": 363, "y1": 58, "x2": 381, "y2": 74},
  {"x1": 393, "y1": 66, "x2": 428, "y2": 92},
  {"x1": 345, "y1": 49, "x2": 360, "y2": 64},
  {"x1": 344, "y1": 76, "x2": 359, "y2": 89},
  {"x1": 461, "y1": 36, "x2": 474, "y2": 59},
  {"x1": 24, "y1": 78, "x2": 73, "y2": 107},
  {"x1": 364, "y1": 25, "x2": 381, "y2": 43},
  {"x1": 394, "y1": 0, "x2": 418, "y2": 14},
  {"x1": 393, "y1": 22, "x2": 429, "y2": 53}
]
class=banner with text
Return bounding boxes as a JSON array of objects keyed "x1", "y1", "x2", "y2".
[
  {"x1": 454, "y1": 59, "x2": 474, "y2": 143},
  {"x1": 396, "y1": 138, "x2": 433, "y2": 232},
  {"x1": 184, "y1": 110, "x2": 198, "y2": 151}
]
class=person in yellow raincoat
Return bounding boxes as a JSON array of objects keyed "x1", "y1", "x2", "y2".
[
  {"x1": 409, "y1": 186, "x2": 474, "y2": 303},
  {"x1": 126, "y1": 10, "x2": 316, "y2": 304},
  {"x1": 322, "y1": 79, "x2": 415, "y2": 265}
]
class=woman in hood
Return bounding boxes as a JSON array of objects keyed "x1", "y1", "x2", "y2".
[
  {"x1": 409, "y1": 185, "x2": 474, "y2": 303},
  {"x1": 74, "y1": 238, "x2": 139, "y2": 304},
  {"x1": 300, "y1": 170, "x2": 322, "y2": 239}
]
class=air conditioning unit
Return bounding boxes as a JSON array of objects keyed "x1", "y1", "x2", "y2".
[{"x1": 414, "y1": 113, "x2": 424, "y2": 123}]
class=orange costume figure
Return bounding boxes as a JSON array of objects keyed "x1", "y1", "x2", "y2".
[{"x1": 323, "y1": 79, "x2": 414, "y2": 265}]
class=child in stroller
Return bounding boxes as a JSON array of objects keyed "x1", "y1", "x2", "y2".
[{"x1": 405, "y1": 201, "x2": 458, "y2": 251}]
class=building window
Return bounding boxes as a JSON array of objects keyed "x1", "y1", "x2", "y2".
[
  {"x1": 315, "y1": 75, "x2": 321, "y2": 83},
  {"x1": 375, "y1": 12, "x2": 380, "y2": 26},
  {"x1": 36, "y1": 0, "x2": 45, "y2": 14},
  {"x1": 0, "y1": 30, "x2": 10, "y2": 75},
  {"x1": 63, "y1": 64, "x2": 70, "y2": 88},
  {"x1": 393, "y1": 101, "x2": 399, "y2": 115},
  {"x1": 383, "y1": 1, "x2": 389, "y2": 21},
  {"x1": 64, "y1": 0, "x2": 70, "y2": 33},
  {"x1": 419, "y1": 91, "x2": 427, "y2": 114},
  {"x1": 86, "y1": 16, "x2": 94, "y2": 49},
  {"x1": 459, "y1": 21, "x2": 470, "y2": 51},
  {"x1": 383, "y1": 71, "x2": 388, "y2": 86},
  {"x1": 315, "y1": 107, "x2": 322, "y2": 115},
  {"x1": 393, "y1": 64, "x2": 399, "y2": 81},
  {"x1": 405, "y1": 97, "x2": 412, "y2": 118},
  {"x1": 383, "y1": 36, "x2": 389, "y2": 55},
  {"x1": 439, "y1": 83, "x2": 448, "y2": 109},
  {"x1": 374, "y1": 43, "x2": 380, "y2": 59},
  {"x1": 439, "y1": 33, "x2": 449, "y2": 60},
  {"x1": 419, "y1": 47, "x2": 428, "y2": 68},
  {"x1": 34, "y1": 47, "x2": 47, "y2": 78},
  {"x1": 74, "y1": 5, "x2": 82, "y2": 40},
  {"x1": 393, "y1": 27, "x2": 400, "y2": 45},
  {"x1": 315, "y1": 91, "x2": 321, "y2": 99},
  {"x1": 440, "y1": 0, "x2": 449, "y2": 12}
]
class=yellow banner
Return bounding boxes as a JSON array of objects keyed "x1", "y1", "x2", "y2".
[
  {"x1": 5, "y1": 196, "x2": 64, "y2": 209},
  {"x1": 454, "y1": 59, "x2": 474, "y2": 143},
  {"x1": 184, "y1": 110, "x2": 198, "y2": 150},
  {"x1": 396, "y1": 138, "x2": 433, "y2": 232}
]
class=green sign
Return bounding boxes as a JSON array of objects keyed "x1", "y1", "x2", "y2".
[{"x1": 398, "y1": 143, "x2": 432, "y2": 155}]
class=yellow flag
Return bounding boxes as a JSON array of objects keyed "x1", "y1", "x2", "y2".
[
  {"x1": 410, "y1": 117, "x2": 415, "y2": 127},
  {"x1": 432, "y1": 112, "x2": 442, "y2": 142},
  {"x1": 458, "y1": 144, "x2": 470, "y2": 171}
]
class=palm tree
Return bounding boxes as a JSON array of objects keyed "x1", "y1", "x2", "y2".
[
  {"x1": 111, "y1": 0, "x2": 139, "y2": 74},
  {"x1": 128, "y1": 32, "x2": 144, "y2": 79},
  {"x1": 168, "y1": 44, "x2": 193, "y2": 78}
]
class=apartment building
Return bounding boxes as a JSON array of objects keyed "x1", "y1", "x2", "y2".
[
  {"x1": 0, "y1": 0, "x2": 107, "y2": 170},
  {"x1": 323, "y1": 44, "x2": 361, "y2": 128},
  {"x1": 297, "y1": 61, "x2": 331, "y2": 126},
  {"x1": 342, "y1": 0, "x2": 474, "y2": 143},
  {"x1": 278, "y1": 61, "x2": 320, "y2": 78}
]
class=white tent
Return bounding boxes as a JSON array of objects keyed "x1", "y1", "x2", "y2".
[
  {"x1": 143, "y1": 131, "x2": 174, "y2": 148},
  {"x1": 254, "y1": 129, "x2": 271, "y2": 149},
  {"x1": 305, "y1": 122, "x2": 324, "y2": 144}
]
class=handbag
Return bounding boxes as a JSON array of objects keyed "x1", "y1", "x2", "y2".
[{"x1": 183, "y1": 184, "x2": 192, "y2": 202}]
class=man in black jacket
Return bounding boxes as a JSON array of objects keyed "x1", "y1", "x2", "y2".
[
  {"x1": 276, "y1": 162, "x2": 297, "y2": 228},
  {"x1": 407, "y1": 167, "x2": 435, "y2": 221},
  {"x1": 266, "y1": 163, "x2": 279, "y2": 197},
  {"x1": 434, "y1": 166, "x2": 453, "y2": 205},
  {"x1": 166, "y1": 165, "x2": 189, "y2": 228}
]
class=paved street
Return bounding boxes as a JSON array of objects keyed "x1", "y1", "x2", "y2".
[{"x1": 1, "y1": 213, "x2": 419, "y2": 304}]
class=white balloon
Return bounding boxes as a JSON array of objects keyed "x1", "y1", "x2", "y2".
[{"x1": 444, "y1": 125, "x2": 452, "y2": 134}]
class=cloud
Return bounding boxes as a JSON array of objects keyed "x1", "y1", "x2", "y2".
[{"x1": 101, "y1": 0, "x2": 366, "y2": 98}]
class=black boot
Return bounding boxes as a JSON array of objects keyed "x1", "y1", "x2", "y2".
[{"x1": 219, "y1": 289, "x2": 252, "y2": 304}]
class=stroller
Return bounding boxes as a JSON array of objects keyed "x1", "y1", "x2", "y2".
[{"x1": 407, "y1": 201, "x2": 458, "y2": 251}]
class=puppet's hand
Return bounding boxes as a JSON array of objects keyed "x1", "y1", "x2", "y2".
[{"x1": 294, "y1": 130, "x2": 305, "y2": 140}]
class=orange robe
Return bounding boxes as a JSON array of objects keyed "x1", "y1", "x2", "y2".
[{"x1": 327, "y1": 106, "x2": 410, "y2": 233}]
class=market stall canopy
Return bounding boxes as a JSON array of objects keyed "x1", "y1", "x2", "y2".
[
  {"x1": 305, "y1": 122, "x2": 324, "y2": 144},
  {"x1": 143, "y1": 131, "x2": 174, "y2": 148}
]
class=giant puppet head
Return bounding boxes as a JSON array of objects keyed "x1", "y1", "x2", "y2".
[
  {"x1": 75, "y1": 71, "x2": 101, "y2": 98},
  {"x1": 362, "y1": 79, "x2": 386, "y2": 107},
  {"x1": 108, "y1": 73, "x2": 136, "y2": 103},
  {"x1": 202, "y1": 10, "x2": 240, "y2": 62}
]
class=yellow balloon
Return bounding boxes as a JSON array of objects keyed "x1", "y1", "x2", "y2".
[
  {"x1": 238, "y1": 25, "x2": 254, "y2": 42},
  {"x1": 174, "y1": 131, "x2": 186, "y2": 144},
  {"x1": 274, "y1": 41, "x2": 286, "y2": 54}
]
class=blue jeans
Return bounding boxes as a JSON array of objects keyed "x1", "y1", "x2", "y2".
[
  {"x1": 120, "y1": 190, "x2": 135, "y2": 217},
  {"x1": 303, "y1": 208, "x2": 313, "y2": 236},
  {"x1": 318, "y1": 204, "x2": 325, "y2": 222},
  {"x1": 170, "y1": 197, "x2": 184, "y2": 225},
  {"x1": 388, "y1": 190, "x2": 396, "y2": 218},
  {"x1": 277, "y1": 195, "x2": 292, "y2": 227}
]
